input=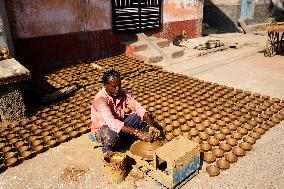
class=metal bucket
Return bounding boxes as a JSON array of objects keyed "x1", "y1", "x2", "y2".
[{"x1": 103, "y1": 152, "x2": 127, "y2": 184}]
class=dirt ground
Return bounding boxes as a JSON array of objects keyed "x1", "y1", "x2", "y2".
[{"x1": 0, "y1": 34, "x2": 284, "y2": 189}]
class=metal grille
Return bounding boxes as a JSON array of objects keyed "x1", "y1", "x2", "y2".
[{"x1": 112, "y1": 0, "x2": 162, "y2": 33}]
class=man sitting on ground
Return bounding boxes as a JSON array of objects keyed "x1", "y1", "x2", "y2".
[{"x1": 89, "y1": 69, "x2": 160, "y2": 155}]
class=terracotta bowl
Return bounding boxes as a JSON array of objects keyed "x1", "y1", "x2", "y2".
[
  {"x1": 189, "y1": 128, "x2": 199, "y2": 137},
  {"x1": 232, "y1": 147, "x2": 246, "y2": 157},
  {"x1": 220, "y1": 127, "x2": 231, "y2": 135},
  {"x1": 249, "y1": 132, "x2": 261, "y2": 139},
  {"x1": 172, "y1": 129, "x2": 182, "y2": 137},
  {"x1": 225, "y1": 153, "x2": 238, "y2": 163},
  {"x1": 20, "y1": 151, "x2": 33, "y2": 160},
  {"x1": 165, "y1": 125, "x2": 173, "y2": 132},
  {"x1": 216, "y1": 159, "x2": 230, "y2": 170},
  {"x1": 210, "y1": 124, "x2": 220, "y2": 131},
  {"x1": 191, "y1": 137, "x2": 202, "y2": 144},
  {"x1": 165, "y1": 134, "x2": 174, "y2": 141},
  {"x1": 231, "y1": 132, "x2": 243, "y2": 140},
  {"x1": 196, "y1": 125, "x2": 205, "y2": 132},
  {"x1": 228, "y1": 124, "x2": 237, "y2": 131},
  {"x1": 46, "y1": 139, "x2": 57, "y2": 148},
  {"x1": 203, "y1": 152, "x2": 216, "y2": 163},
  {"x1": 5, "y1": 157, "x2": 18, "y2": 167},
  {"x1": 242, "y1": 123, "x2": 254, "y2": 131},
  {"x1": 214, "y1": 133, "x2": 226, "y2": 141},
  {"x1": 206, "y1": 165, "x2": 220, "y2": 177},
  {"x1": 237, "y1": 128, "x2": 248, "y2": 135},
  {"x1": 254, "y1": 127, "x2": 266, "y2": 134},
  {"x1": 205, "y1": 128, "x2": 215, "y2": 136}
]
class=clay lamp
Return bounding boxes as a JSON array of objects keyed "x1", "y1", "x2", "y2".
[
  {"x1": 202, "y1": 120, "x2": 211, "y2": 128},
  {"x1": 184, "y1": 114, "x2": 192, "y2": 121},
  {"x1": 243, "y1": 136, "x2": 256, "y2": 145},
  {"x1": 189, "y1": 128, "x2": 199, "y2": 137},
  {"x1": 210, "y1": 124, "x2": 220, "y2": 131},
  {"x1": 14, "y1": 141, "x2": 25, "y2": 148},
  {"x1": 220, "y1": 127, "x2": 231, "y2": 135},
  {"x1": 254, "y1": 127, "x2": 266, "y2": 134},
  {"x1": 162, "y1": 106, "x2": 169, "y2": 112},
  {"x1": 242, "y1": 124, "x2": 254, "y2": 131},
  {"x1": 204, "y1": 152, "x2": 216, "y2": 164},
  {"x1": 205, "y1": 128, "x2": 215, "y2": 136},
  {"x1": 249, "y1": 132, "x2": 261, "y2": 139},
  {"x1": 206, "y1": 165, "x2": 220, "y2": 177},
  {"x1": 69, "y1": 131, "x2": 79, "y2": 138},
  {"x1": 58, "y1": 135, "x2": 69, "y2": 143},
  {"x1": 232, "y1": 132, "x2": 243, "y2": 140},
  {"x1": 200, "y1": 143, "x2": 212, "y2": 152},
  {"x1": 27, "y1": 136, "x2": 38, "y2": 142},
  {"x1": 199, "y1": 132, "x2": 209, "y2": 141},
  {"x1": 275, "y1": 113, "x2": 284, "y2": 120},
  {"x1": 216, "y1": 120, "x2": 226, "y2": 127},
  {"x1": 196, "y1": 125, "x2": 205, "y2": 132},
  {"x1": 208, "y1": 117, "x2": 217, "y2": 123},
  {"x1": 226, "y1": 137, "x2": 238, "y2": 146},
  {"x1": 221, "y1": 117, "x2": 231, "y2": 124},
  {"x1": 180, "y1": 125, "x2": 190, "y2": 132},
  {"x1": 4, "y1": 151, "x2": 18, "y2": 159},
  {"x1": 208, "y1": 137, "x2": 219, "y2": 146},
  {"x1": 205, "y1": 111, "x2": 213, "y2": 116},
  {"x1": 163, "y1": 112, "x2": 170, "y2": 118},
  {"x1": 213, "y1": 114, "x2": 222, "y2": 120},
  {"x1": 172, "y1": 128, "x2": 182, "y2": 137},
  {"x1": 237, "y1": 128, "x2": 248, "y2": 135},
  {"x1": 225, "y1": 153, "x2": 238, "y2": 163},
  {"x1": 33, "y1": 129, "x2": 42, "y2": 135},
  {"x1": 232, "y1": 147, "x2": 245, "y2": 157},
  {"x1": 41, "y1": 131, "x2": 50, "y2": 137},
  {"x1": 165, "y1": 134, "x2": 174, "y2": 141},
  {"x1": 212, "y1": 148, "x2": 224, "y2": 158},
  {"x1": 20, "y1": 151, "x2": 33, "y2": 160},
  {"x1": 33, "y1": 145, "x2": 44, "y2": 154},
  {"x1": 5, "y1": 157, "x2": 18, "y2": 167},
  {"x1": 266, "y1": 120, "x2": 276, "y2": 127},
  {"x1": 255, "y1": 117, "x2": 264, "y2": 123},
  {"x1": 31, "y1": 139, "x2": 43, "y2": 147},
  {"x1": 172, "y1": 121, "x2": 180, "y2": 128},
  {"x1": 46, "y1": 140, "x2": 57, "y2": 148},
  {"x1": 259, "y1": 123, "x2": 271, "y2": 131},
  {"x1": 190, "y1": 111, "x2": 198, "y2": 117},
  {"x1": 220, "y1": 143, "x2": 232, "y2": 152},
  {"x1": 248, "y1": 120, "x2": 258, "y2": 127},
  {"x1": 187, "y1": 121, "x2": 196, "y2": 128},
  {"x1": 54, "y1": 131, "x2": 64, "y2": 138},
  {"x1": 155, "y1": 115, "x2": 164, "y2": 122},
  {"x1": 164, "y1": 118, "x2": 171, "y2": 125},
  {"x1": 233, "y1": 111, "x2": 242, "y2": 117},
  {"x1": 191, "y1": 137, "x2": 202, "y2": 144},
  {"x1": 18, "y1": 145, "x2": 29, "y2": 153},
  {"x1": 271, "y1": 117, "x2": 281, "y2": 124},
  {"x1": 165, "y1": 125, "x2": 173, "y2": 133},
  {"x1": 7, "y1": 133, "x2": 16, "y2": 140},
  {"x1": 214, "y1": 133, "x2": 226, "y2": 141},
  {"x1": 8, "y1": 138, "x2": 19, "y2": 144},
  {"x1": 240, "y1": 142, "x2": 252, "y2": 151},
  {"x1": 193, "y1": 117, "x2": 202, "y2": 124},
  {"x1": 227, "y1": 114, "x2": 236, "y2": 121},
  {"x1": 216, "y1": 159, "x2": 230, "y2": 170},
  {"x1": 170, "y1": 114, "x2": 179, "y2": 121},
  {"x1": 178, "y1": 117, "x2": 187, "y2": 124},
  {"x1": 43, "y1": 135, "x2": 53, "y2": 142}
]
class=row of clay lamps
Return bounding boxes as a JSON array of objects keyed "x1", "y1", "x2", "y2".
[
  {"x1": 125, "y1": 71, "x2": 284, "y2": 177},
  {"x1": 0, "y1": 87, "x2": 98, "y2": 169}
]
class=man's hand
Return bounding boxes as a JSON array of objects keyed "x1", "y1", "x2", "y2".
[{"x1": 148, "y1": 127, "x2": 160, "y2": 140}]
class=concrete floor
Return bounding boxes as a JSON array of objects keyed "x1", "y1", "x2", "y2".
[{"x1": 0, "y1": 33, "x2": 284, "y2": 189}]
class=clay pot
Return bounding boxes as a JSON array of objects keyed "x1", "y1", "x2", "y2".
[
  {"x1": 193, "y1": 117, "x2": 202, "y2": 124},
  {"x1": 220, "y1": 143, "x2": 232, "y2": 152},
  {"x1": 216, "y1": 159, "x2": 230, "y2": 170},
  {"x1": 165, "y1": 134, "x2": 174, "y2": 141},
  {"x1": 216, "y1": 120, "x2": 226, "y2": 127},
  {"x1": 210, "y1": 124, "x2": 220, "y2": 131},
  {"x1": 31, "y1": 140, "x2": 43, "y2": 147},
  {"x1": 5, "y1": 157, "x2": 18, "y2": 167},
  {"x1": 2, "y1": 146, "x2": 12, "y2": 153},
  {"x1": 231, "y1": 132, "x2": 243, "y2": 140},
  {"x1": 232, "y1": 147, "x2": 245, "y2": 157},
  {"x1": 240, "y1": 142, "x2": 252, "y2": 151},
  {"x1": 214, "y1": 133, "x2": 226, "y2": 141},
  {"x1": 208, "y1": 138, "x2": 219, "y2": 146},
  {"x1": 69, "y1": 131, "x2": 79, "y2": 138},
  {"x1": 226, "y1": 137, "x2": 238, "y2": 146},
  {"x1": 200, "y1": 143, "x2": 212, "y2": 152},
  {"x1": 205, "y1": 128, "x2": 215, "y2": 136},
  {"x1": 204, "y1": 152, "x2": 216, "y2": 163},
  {"x1": 187, "y1": 121, "x2": 196, "y2": 128},
  {"x1": 212, "y1": 148, "x2": 224, "y2": 158},
  {"x1": 208, "y1": 117, "x2": 217, "y2": 123},
  {"x1": 249, "y1": 132, "x2": 261, "y2": 139},
  {"x1": 206, "y1": 165, "x2": 220, "y2": 177},
  {"x1": 196, "y1": 125, "x2": 205, "y2": 132},
  {"x1": 172, "y1": 121, "x2": 180, "y2": 128},
  {"x1": 243, "y1": 136, "x2": 257, "y2": 144},
  {"x1": 5, "y1": 151, "x2": 18, "y2": 159},
  {"x1": 130, "y1": 141, "x2": 163, "y2": 161},
  {"x1": 225, "y1": 153, "x2": 238, "y2": 163}
]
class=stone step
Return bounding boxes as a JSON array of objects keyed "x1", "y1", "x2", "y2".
[
  {"x1": 122, "y1": 41, "x2": 148, "y2": 57},
  {"x1": 133, "y1": 49, "x2": 163, "y2": 64},
  {"x1": 149, "y1": 37, "x2": 170, "y2": 48},
  {"x1": 162, "y1": 44, "x2": 185, "y2": 59}
]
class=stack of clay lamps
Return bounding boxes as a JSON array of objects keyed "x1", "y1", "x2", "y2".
[
  {"x1": 0, "y1": 48, "x2": 9, "y2": 60},
  {"x1": 124, "y1": 70, "x2": 284, "y2": 177}
]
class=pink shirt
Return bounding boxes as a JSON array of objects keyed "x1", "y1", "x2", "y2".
[{"x1": 91, "y1": 88, "x2": 146, "y2": 133}]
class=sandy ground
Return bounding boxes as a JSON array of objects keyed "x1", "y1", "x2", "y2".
[{"x1": 0, "y1": 34, "x2": 284, "y2": 189}]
